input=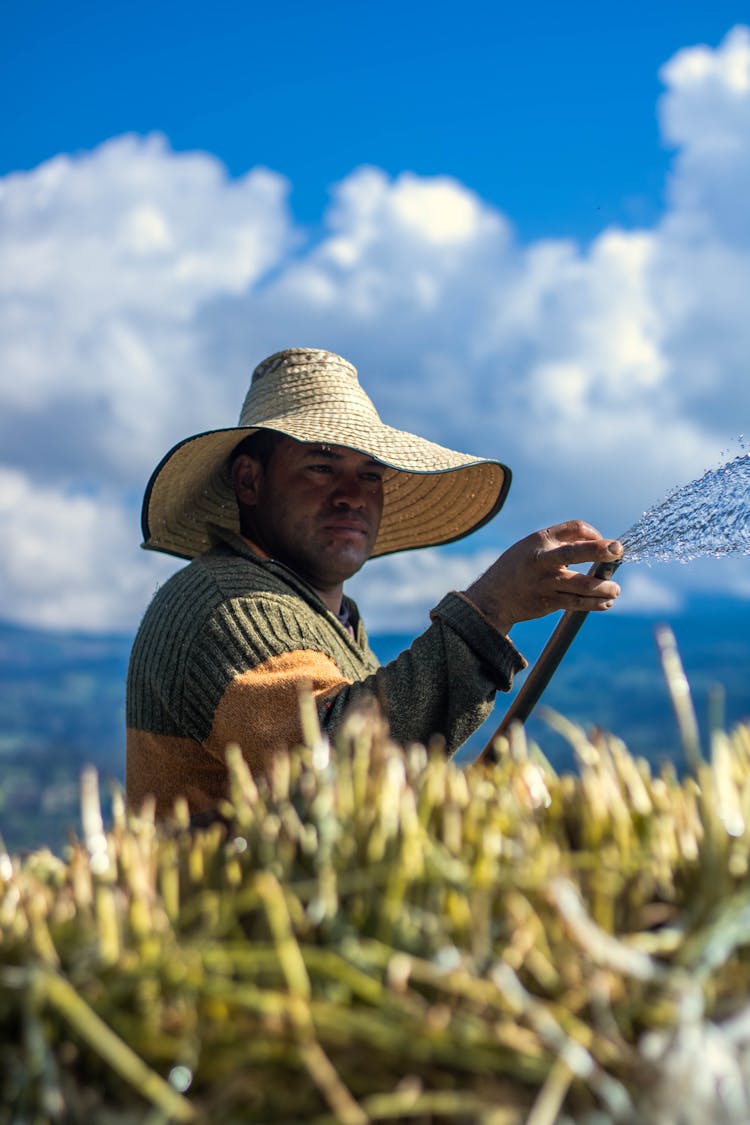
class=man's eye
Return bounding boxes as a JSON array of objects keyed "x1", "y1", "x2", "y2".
[{"x1": 361, "y1": 472, "x2": 384, "y2": 483}]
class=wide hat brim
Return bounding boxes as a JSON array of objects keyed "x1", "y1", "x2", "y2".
[{"x1": 140, "y1": 349, "x2": 512, "y2": 560}]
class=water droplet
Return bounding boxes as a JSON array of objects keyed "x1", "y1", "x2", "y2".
[
  {"x1": 432, "y1": 945, "x2": 462, "y2": 971},
  {"x1": 168, "y1": 1065, "x2": 193, "y2": 1093},
  {"x1": 89, "y1": 852, "x2": 110, "y2": 876}
]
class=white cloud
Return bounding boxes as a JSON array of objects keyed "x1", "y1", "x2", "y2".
[
  {"x1": 1, "y1": 27, "x2": 749, "y2": 635},
  {"x1": 611, "y1": 570, "x2": 682, "y2": 615},
  {"x1": 0, "y1": 468, "x2": 175, "y2": 632},
  {"x1": 0, "y1": 133, "x2": 294, "y2": 483},
  {"x1": 661, "y1": 26, "x2": 750, "y2": 160},
  {"x1": 347, "y1": 548, "x2": 499, "y2": 633},
  {"x1": 387, "y1": 174, "x2": 497, "y2": 245}
]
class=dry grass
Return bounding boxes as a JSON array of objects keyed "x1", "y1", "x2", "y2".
[{"x1": 3, "y1": 673, "x2": 750, "y2": 1123}]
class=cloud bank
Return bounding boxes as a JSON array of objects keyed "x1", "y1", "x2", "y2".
[{"x1": 1, "y1": 27, "x2": 749, "y2": 634}]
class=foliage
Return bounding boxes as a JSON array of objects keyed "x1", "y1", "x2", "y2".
[{"x1": 3, "y1": 695, "x2": 750, "y2": 1123}]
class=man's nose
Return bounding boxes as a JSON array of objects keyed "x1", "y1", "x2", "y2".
[{"x1": 331, "y1": 473, "x2": 367, "y2": 507}]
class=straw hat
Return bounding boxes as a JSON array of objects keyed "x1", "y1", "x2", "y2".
[{"x1": 141, "y1": 348, "x2": 511, "y2": 559}]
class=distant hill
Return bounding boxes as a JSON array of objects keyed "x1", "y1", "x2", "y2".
[
  {"x1": 1, "y1": 596, "x2": 748, "y2": 853},
  {"x1": 370, "y1": 595, "x2": 750, "y2": 769},
  {"x1": 0, "y1": 620, "x2": 130, "y2": 767},
  {"x1": 0, "y1": 621, "x2": 131, "y2": 852}
]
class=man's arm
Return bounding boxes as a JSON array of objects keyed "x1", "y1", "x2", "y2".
[
  {"x1": 198, "y1": 520, "x2": 622, "y2": 770},
  {"x1": 319, "y1": 590, "x2": 528, "y2": 753},
  {"x1": 192, "y1": 588, "x2": 524, "y2": 774},
  {"x1": 325, "y1": 520, "x2": 623, "y2": 752}
]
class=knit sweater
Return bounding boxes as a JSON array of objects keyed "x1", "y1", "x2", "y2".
[{"x1": 126, "y1": 533, "x2": 527, "y2": 818}]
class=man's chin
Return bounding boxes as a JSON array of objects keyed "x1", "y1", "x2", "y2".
[
  {"x1": 335, "y1": 554, "x2": 371, "y2": 582},
  {"x1": 324, "y1": 543, "x2": 373, "y2": 583}
]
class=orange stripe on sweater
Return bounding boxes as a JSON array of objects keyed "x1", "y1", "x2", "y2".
[
  {"x1": 205, "y1": 649, "x2": 351, "y2": 776},
  {"x1": 126, "y1": 651, "x2": 351, "y2": 819},
  {"x1": 126, "y1": 729, "x2": 230, "y2": 819}
]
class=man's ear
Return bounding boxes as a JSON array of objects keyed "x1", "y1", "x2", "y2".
[{"x1": 231, "y1": 453, "x2": 264, "y2": 507}]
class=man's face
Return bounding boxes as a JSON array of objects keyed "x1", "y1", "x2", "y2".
[{"x1": 233, "y1": 438, "x2": 386, "y2": 600}]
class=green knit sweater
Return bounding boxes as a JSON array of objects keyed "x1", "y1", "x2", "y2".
[{"x1": 126, "y1": 533, "x2": 526, "y2": 817}]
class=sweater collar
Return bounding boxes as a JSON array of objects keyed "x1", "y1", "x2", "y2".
[{"x1": 207, "y1": 524, "x2": 362, "y2": 641}]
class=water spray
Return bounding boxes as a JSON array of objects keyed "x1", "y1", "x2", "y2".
[{"x1": 478, "y1": 452, "x2": 750, "y2": 763}]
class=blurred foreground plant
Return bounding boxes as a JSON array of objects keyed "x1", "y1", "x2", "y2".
[{"x1": 2, "y1": 665, "x2": 750, "y2": 1123}]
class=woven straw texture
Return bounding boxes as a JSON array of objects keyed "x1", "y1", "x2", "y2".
[{"x1": 142, "y1": 348, "x2": 510, "y2": 559}]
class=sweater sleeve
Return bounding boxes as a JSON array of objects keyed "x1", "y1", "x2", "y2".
[{"x1": 319, "y1": 591, "x2": 527, "y2": 755}]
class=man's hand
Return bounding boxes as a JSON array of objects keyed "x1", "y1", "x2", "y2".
[{"x1": 465, "y1": 520, "x2": 623, "y2": 636}]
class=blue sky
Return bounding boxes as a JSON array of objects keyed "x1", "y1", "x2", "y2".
[
  {"x1": 6, "y1": 0, "x2": 747, "y2": 238},
  {"x1": 2, "y1": 1, "x2": 750, "y2": 633}
]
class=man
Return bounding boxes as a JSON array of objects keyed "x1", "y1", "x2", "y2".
[{"x1": 127, "y1": 347, "x2": 622, "y2": 818}]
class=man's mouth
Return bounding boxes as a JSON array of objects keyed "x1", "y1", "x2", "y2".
[{"x1": 323, "y1": 519, "x2": 370, "y2": 537}]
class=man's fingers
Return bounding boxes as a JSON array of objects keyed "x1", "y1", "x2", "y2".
[
  {"x1": 546, "y1": 537, "x2": 623, "y2": 569},
  {"x1": 552, "y1": 570, "x2": 620, "y2": 611},
  {"x1": 560, "y1": 573, "x2": 621, "y2": 601},
  {"x1": 548, "y1": 519, "x2": 602, "y2": 542},
  {"x1": 562, "y1": 592, "x2": 617, "y2": 612}
]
